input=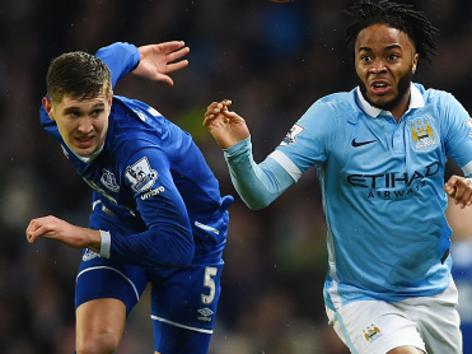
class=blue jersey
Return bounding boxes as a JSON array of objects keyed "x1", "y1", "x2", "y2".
[
  {"x1": 40, "y1": 43, "x2": 233, "y2": 267},
  {"x1": 224, "y1": 83, "x2": 472, "y2": 307}
]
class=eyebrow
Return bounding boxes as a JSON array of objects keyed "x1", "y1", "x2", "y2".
[
  {"x1": 358, "y1": 44, "x2": 402, "y2": 52},
  {"x1": 62, "y1": 102, "x2": 105, "y2": 115}
]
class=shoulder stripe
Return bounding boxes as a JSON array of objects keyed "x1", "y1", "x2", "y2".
[{"x1": 268, "y1": 150, "x2": 302, "y2": 181}]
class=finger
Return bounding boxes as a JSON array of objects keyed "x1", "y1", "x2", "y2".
[
  {"x1": 25, "y1": 220, "x2": 35, "y2": 235},
  {"x1": 205, "y1": 102, "x2": 220, "y2": 116},
  {"x1": 203, "y1": 115, "x2": 216, "y2": 128},
  {"x1": 203, "y1": 112, "x2": 225, "y2": 126},
  {"x1": 211, "y1": 102, "x2": 226, "y2": 114},
  {"x1": 27, "y1": 224, "x2": 46, "y2": 243},
  {"x1": 166, "y1": 47, "x2": 190, "y2": 63},
  {"x1": 26, "y1": 231, "x2": 36, "y2": 243},
  {"x1": 164, "y1": 60, "x2": 189, "y2": 74},
  {"x1": 454, "y1": 187, "x2": 464, "y2": 204},
  {"x1": 222, "y1": 110, "x2": 245, "y2": 122},
  {"x1": 156, "y1": 74, "x2": 174, "y2": 87},
  {"x1": 444, "y1": 182, "x2": 455, "y2": 195},
  {"x1": 26, "y1": 218, "x2": 43, "y2": 236},
  {"x1": 453, "y1": 180, "x2": 469, "y2": 203},
  {"x1": 459, "y1": 187, "x2": 472, "y2": 208},
  {"x1": 222, "y1": 99, "x2": 232, "y2": 108},
  {"x1": 156, "y1": 40, "x2": 186, "y2": 52}
]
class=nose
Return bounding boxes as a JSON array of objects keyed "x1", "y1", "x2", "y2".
[
  {"x1": 77, "y1": 117, "x2": 94, "y2": 134},
  {"x1": 369, "y1": 58, "x2": 387, "y2": 74}
]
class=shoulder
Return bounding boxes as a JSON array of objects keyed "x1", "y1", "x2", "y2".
[
  {"x1": 108, "y1": 96, "x2": 191, "y2": 164},
  {"x1": 417, "y1": 83, "x2": 462, "y2": 107},
  {"x1": 107, "y1": 97, "x2": 166, "y2": 158},
  {"x1": 300, "y1": 90, "x2": 359, "y2": 126},
  {"x1": 110, "y1": 96, "x2": 171, "y2": 142},
  {"x1": 112, "y1": 96, "x2": 167, "y2": 125}
]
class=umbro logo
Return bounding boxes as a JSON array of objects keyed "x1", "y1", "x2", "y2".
[{"x1": 351, "y1": 138, "x2": 376, "y2": 147}]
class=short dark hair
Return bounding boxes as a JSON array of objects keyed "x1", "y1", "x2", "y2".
[
  {"x1": 345, "y1": 0, "x2": 439, "y2": 63},
  {"x1": 46, "y1": 51, "x2": 111, "y2": 103}
]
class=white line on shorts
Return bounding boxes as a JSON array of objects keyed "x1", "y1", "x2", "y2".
[
  {"x1": 76, "y1": 266, "x2": 140, "y2": 302},
  {"x1": 150, "y1": 315, "x2": 213, "y2": 334}
]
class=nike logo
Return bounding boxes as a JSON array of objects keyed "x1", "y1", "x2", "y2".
[{"x1": 351, "y1": 138, "x2": 377, "y2": 147}]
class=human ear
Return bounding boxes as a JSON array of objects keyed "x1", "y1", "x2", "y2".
[
  {"x1": 411, "y1": 53, "x2": 419, "y2": 74},
  {"x1": 42, "y1": 96, "x2": 55, "y2": 120}
]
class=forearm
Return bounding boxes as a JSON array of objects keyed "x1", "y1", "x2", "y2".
[
  {"x1": 99, "y1": 225, "x2": 195, "y2": 267},
  {"x1": 224, "y1": 137, "x2": 294, "y2": 209},
  {"x1": 80, "y1": 228, "x2": 102, "y2": 252}
]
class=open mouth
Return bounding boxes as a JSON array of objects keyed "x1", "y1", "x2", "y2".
[
  {"x1": 74, "y1": 135, "x2": 95, "y2": 148},
  {"x1": 369, "y1": 81, "x2": 392, "y2": 96}
]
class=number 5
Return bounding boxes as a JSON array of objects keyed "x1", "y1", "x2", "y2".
[{"x1": 201, "y1": 266, "x2": 217, "y2": 305}]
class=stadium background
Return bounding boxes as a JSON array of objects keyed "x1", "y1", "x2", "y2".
[{"x1": 1, "y1": 0, "x2": 471, "y2": 353}]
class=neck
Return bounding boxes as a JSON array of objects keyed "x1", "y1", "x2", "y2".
[
  {"x1": 390, "y1": 87, "x2": 411, "y2": 121},
  {"x1": 68, "y1": 142, "x2": 105, "y2": 163}
]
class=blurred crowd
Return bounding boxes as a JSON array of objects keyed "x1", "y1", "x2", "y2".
[{"x1": 1, "y1": 0, "x2": 471, "y2": 353}]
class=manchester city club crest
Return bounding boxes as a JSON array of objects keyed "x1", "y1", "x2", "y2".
[
  {"x1": 410, "y1": 118, "x2": 437, "y2": 150},
  {"x1": 363, "y1": 323, "x2": 382, "y2": 343}
]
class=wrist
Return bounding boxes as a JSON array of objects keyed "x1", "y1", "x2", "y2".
[{"x1": 99, "y1": 230, "x2": 111, "y2": 259}]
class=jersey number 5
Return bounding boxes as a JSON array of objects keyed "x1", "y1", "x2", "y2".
[{"x1": 201, "y1": 266, "x2": 218, "y2": 305}]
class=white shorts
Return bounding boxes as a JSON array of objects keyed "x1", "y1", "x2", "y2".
[{"x1": 326, "y1": 282, "x2": 462, "y2": 354}]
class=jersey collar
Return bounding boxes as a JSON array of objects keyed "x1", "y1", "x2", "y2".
[{"x1": 356, "y1": 83, "x2": 425, "y2": 118}]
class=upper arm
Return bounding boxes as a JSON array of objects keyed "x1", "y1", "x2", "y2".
[
  {"x1": 95, "y1": 42, "x2": 141, "y2": 89},
  {"x1": 441, "y1": 93, "x2": 472, "y2": 176},
  {"x1": 274, "y1": 100, "x2": 337, "y2": 179},
  {"x1": 123, "y1": 148, "x2": 191, "y2": 232}
]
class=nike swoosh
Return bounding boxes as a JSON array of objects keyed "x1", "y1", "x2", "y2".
[{"x1": 351, "y1": 138, "x2": 377, "y2": 147}]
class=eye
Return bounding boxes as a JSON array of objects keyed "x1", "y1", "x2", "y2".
[
  {"x1": 90, "y1": 109, "x2": 104, "y2": 118},
  {"x1": 67, "y1": 111, "x2": 80, "y2": 118},
  {"x1": 387, "y1": 54, "x2": 400, "y2": 62},
  {"x1": 360, "y1": 55, "x2": 372, "y2": 64}
]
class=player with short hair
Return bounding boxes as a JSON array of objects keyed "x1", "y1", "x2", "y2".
[
  {"x1": 204, "y1": 1, "x2": 472, "y2": 353},
  {"x1": 26, "y1": 41, "x2": 233, "y2": 354}
]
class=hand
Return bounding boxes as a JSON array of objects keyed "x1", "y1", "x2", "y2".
[
  {"x1": 132, "y1": 41, "x2": 190, "y2": 86},
  {"x1": 203, "y1": 99, "x2": 250, "y2": 149},
  {"x1": 26, "y1": 215, "x2": 101, "y2": 251},
  {"x1": 445, "y1": 175, "x2": 472, "y2": 208}
]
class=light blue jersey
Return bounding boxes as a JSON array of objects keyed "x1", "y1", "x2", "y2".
[{"x1": 224, "y1": 83, "x2": 472, "y2": 308}]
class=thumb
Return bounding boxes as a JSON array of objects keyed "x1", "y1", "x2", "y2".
[{"x1": 158, "y1": 74, "x2": 174, "y2": 86}]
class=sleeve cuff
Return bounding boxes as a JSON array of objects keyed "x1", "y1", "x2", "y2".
[
  {"x1": 223, "y1": 136, "x2": 251, "y2": 157},
  {"x1": 99, "y1": 230, "x2": 111, "y2": 259}
]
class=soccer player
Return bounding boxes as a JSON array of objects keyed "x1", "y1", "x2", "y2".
[
  {"x1": 26, "y1": 41, "x2": 233, "y2": 354},
  {"x1": 204, "y1": 1, "x2": 472, "y2": 353}
]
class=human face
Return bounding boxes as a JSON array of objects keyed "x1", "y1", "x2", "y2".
[
  {"x1": 355, "y1": 24, "x2": 419, "y2": 117},
  {"x1": 43, "y1": 92, "x2": 112, "y2": 157}
]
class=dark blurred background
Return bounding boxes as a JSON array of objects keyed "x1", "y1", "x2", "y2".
[{"x1": 0, "y1": 0, "x2": 471, "y2": 353}]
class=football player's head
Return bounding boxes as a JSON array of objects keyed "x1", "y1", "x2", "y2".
[{"x1": 42, "y1": 51, "x2": 112, "y2": 157}]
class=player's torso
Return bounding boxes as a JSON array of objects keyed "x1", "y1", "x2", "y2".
[
  {"x1": 330, "y1": 106, "x2": 446, "y2": 206},
  {"x1": 65, "y1": 97, "x2": 230, "y2": 257},
  {"x1": 63, "y1": 98, "x2": 166, "y2": 219},
  {"x1": 317, "y1": 91, "x2": 451, "y2": 300}
]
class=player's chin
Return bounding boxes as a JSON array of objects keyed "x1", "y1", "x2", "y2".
[
  {"x1": 368, "y1": 94, "x2": 397, "y2": 110},
  {"x1": 72, "y1": 144, "x2": 98, "y2": 157}
]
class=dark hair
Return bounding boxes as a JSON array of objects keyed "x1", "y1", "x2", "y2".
[
  {"x1": 46, "y1": 51, "x2": 111, "y2": 103},
  {"x1": 345, "y1": 0, "x2": 439, "y2": 63}
]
